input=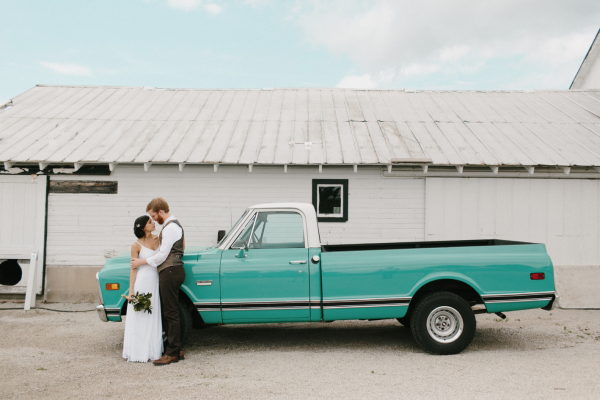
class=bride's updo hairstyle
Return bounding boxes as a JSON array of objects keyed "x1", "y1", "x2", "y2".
[{"x1": 134, "y1": 215, "x2": 151, "y2": 239}]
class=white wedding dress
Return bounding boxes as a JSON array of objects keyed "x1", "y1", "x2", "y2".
[{"x1": 122, "y1": 244, "x2": 163, "y2": 362}]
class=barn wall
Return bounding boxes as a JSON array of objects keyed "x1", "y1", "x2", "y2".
[
  {"x1": 425, "y1": 177, "x2": 600, "y2": 308},
  {"x1": 44, "y1": 165, "x2": 425, "y2": 302},
  {"x1": 0, "y1": 175, "x2": 46, "y2": 296}
]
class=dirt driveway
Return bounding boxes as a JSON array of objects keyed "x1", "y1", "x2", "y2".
[{"x1": 1, "y1": 304, "x2": 599, "y2": 399}]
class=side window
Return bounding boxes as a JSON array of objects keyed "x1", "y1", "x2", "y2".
[
  {"x1": 250, "y1": 212, "x2": 305, "y2": 249},
  {"x1": 231, "y1": 215, "x2": 256, "y2": 248},
  {"x1": 312, "y1": 179, "x2": 348, "y2": 222}
]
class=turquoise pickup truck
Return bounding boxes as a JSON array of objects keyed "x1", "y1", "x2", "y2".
[{"x1": 96, "y1": 203, "x2": 557, "y2": 355}]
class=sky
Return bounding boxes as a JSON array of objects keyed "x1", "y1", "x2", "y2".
[{"x1": 1, "y1": 0, "x2": 599, "y2": 104}]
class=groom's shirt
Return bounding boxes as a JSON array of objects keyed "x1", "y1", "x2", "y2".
[{"x1": 146, "y1": 215, "x2": 183, "y2": 269}]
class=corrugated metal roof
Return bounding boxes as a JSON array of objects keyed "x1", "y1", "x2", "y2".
[{"x1": 1, "y1": 85, "x2": 600, "y2": 168}]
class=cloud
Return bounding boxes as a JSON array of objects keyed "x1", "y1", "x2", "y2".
[
  {"x1": 337, "y1": 70, "x2": 397, "y2": 89},
  {"x1": 167, "y1": 0, "x2": 201, "y2": 11},
  {"x1": 337, "y1": 74, "x2": 378, "y2": 89},
  {"x1": 243, "y1": 0, "x2": 271, "y2": 7},
  {"x1": 166, "y1": 0, "x2": 222, "y2": 14},
  {"x1": 41, "y1": 62, "x2": 92, "y2": 76},
  {"x1": 203, "y1": 3, "x2": 223, "y2": 14},
  {"x1": 292, "y1": 0, "x2": 600, "y2": 89}
]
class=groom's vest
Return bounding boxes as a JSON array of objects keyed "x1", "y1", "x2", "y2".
[{"x1": 157, "y1": 219, "x2": 185, "y2": 274}]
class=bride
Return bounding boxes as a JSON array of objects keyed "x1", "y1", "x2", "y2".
[{"x1": 122, "y1": 215, "x2": 163, "y2": 362}]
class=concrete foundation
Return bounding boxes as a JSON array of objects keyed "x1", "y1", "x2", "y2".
[
  {"x1": 44, "y1": 266, "x2": 102, "y2": 303},
  {"x1": 554, "y1": 265, "x2": 600, "y2": 309}
]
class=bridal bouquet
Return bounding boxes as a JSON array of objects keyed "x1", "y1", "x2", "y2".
[{"x1": 122, "y1": 292, "x2": 153, "y2": 314}]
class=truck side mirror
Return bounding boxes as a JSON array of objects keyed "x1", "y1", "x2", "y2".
[{"x1": 217, "y1": 230, "x2": 226, "y2": 242}]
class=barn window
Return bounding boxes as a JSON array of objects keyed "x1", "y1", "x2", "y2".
[{"x1": 312, "y1": 179, "x2": 348, "y2": 222}]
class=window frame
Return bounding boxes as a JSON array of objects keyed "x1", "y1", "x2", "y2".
[
  {"x1": 312, "y1": 179, "x2": 349, "y2": 223},
  {"x1": 217, "y1": 209, "x2": 250, "y2": 247},
  {"x1": 229, "y1": 209, "x2": 309, "y2": 249},
  {"x1": 230, "y1": 214, "x2": 257, "y2": 249}
]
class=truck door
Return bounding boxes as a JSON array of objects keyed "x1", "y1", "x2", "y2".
[{"x1": 220, "y1": 211, "x2": 310, "y2": 322}]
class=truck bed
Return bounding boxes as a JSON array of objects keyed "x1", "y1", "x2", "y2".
[{"x1": 321, "y1": 239, "x2": 533, "y2": 252}]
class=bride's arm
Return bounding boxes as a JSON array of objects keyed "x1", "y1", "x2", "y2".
[{"x1": 127, "y1": 243, "x2": 141, "y2": 301}]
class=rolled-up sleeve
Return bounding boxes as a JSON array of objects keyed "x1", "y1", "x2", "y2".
[{"x1": 146, "y1": 222, "x2": 182, "y2": 268}]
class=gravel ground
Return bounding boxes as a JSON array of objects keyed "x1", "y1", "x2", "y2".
[{"x1": 1, "y1": 303, "x2": 599, "y2": 399}]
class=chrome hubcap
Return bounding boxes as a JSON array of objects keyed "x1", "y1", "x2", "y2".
[{"x1": 426, "y1": 306, "x2": 463, "y2": 343}]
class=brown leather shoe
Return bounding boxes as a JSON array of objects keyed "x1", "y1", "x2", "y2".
[
  {"x1": 179, "y1": 351, "x2": 185, "y2": 360},
  {"x1": 153, "y1": 354, "x2": 179, "y2": 366}
]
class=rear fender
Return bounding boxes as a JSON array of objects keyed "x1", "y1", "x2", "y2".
[
  {"x1": 407, "y1": 272, "x2": 485, "y2": 312},
  {"x1": 410, "y1": 272, "x2": 484, "y2": 297}
]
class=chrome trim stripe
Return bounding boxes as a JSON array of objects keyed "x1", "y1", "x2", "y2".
[
  {"x1": 222, "y1": 299, "x2": 311, "y2": 304},
  {"x1": 481, "y1": 291, "x2": 555, "y2": 299},
  {"x1": 485, "y1": 297, "x2": 554, "y2": 304},
  {"x1": 105, "y1": 308, "x2": 120, "y2": 315},
  {"x1": 212, "y1": 298, "x2": 413, "y2": 311},
  {"x1": 222, "y1": 301, "x2": 310, "y2": 309},
  {"x1": 323, "y1": 298, "x2": 410, "y2": 308},
  {"x1": 324, "y1": 304, "x2": 408, "y2": 309},
  {"x1": 194, "y1": 302, "x2": 220, "y2": 311},
  {"x1": 222, "y1": 307, "x2": 310, "y2": 311},
  {"x1": 322, "y1": 297, "x2": 411, "y2": 304}
]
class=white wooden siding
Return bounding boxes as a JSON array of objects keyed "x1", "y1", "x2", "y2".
[
  {"x1": 425, "y1": 177, "x2": 600, "y2": 267},
  {"x1": 0, "y1": 175, "x2": 47, "y2": 294},
  {"x1": 46, "y1": 166, "x2": 425, "y2": 267}
]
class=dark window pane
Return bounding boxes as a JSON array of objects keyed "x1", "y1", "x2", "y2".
[{"x1": 318, "y1": 186, "x2": 342, "y2": 215}]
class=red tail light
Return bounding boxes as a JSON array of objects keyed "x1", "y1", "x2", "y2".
[{"x1": 530, "y1": 273, "x2": 545, "y2": 280}]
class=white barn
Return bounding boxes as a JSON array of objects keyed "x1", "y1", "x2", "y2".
[
  {"x1": 571, "y1": 29, "x2": 600, "y2": 90},
  {"x1": 1, "y1": 85, "x2": 600, "y2": 308}
]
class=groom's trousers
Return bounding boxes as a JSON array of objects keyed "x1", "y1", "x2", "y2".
[{"x1": 159, "y1": 265, "x2": 186, "y2": 357}]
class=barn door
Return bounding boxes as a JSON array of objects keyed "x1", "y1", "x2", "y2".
[{"x1": 0, "y1": 175, "x2": 47, "y2": 295}]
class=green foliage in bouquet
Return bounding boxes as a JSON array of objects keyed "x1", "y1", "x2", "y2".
[{"x1": 122, "y1": 292, "x2": 152, "y2": 314}]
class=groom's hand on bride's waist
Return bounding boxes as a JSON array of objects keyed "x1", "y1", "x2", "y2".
[{"x1": 131, "y1": 258, "x2": 146, "y2": 269}]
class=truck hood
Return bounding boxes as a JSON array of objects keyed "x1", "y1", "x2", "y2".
[{"x1": 101, "y1": 245, "x2": 215, "y2": 271}]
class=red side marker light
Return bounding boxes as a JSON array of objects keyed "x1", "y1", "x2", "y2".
[{"x1": 530, "y1": 273, "x2": 545, "y2": 280}]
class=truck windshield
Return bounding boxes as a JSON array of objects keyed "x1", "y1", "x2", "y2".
[{"x1": 217, "y1": 210, "x2": 250, "y2": 247}]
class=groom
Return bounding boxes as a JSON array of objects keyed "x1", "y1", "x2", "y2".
[{"x1": 131, "y1": 197, "x2": 185, "y2": 366}]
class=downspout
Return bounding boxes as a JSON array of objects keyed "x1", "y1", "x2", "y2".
[{"x1": 41, "y1": 174, "x2": 49, "y2": 298}]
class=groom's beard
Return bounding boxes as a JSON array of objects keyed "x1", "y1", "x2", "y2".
[{"x1": 155, "y1": 216, "x2": 165, "y2": 225}]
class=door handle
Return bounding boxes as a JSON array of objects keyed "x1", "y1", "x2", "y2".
[{"x1": 289, "y1": 260, "x2": 307, "y2": 264}]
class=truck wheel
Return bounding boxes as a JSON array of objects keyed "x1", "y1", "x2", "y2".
[
  {"x1": 410, "y1": 291, "x2": 476, "y2": 355},
  {"x1": 179, "y1": 299, "x2": 193, "y2": 347}
]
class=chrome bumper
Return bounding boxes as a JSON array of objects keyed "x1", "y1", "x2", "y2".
[
  {"x1": 96, "y1": 304, "x2": 108, "y2": 322},
  {"x1": 95, "y1": 271, "x2": 104, "y2": 304}
]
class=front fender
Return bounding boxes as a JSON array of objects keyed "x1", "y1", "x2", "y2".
[{"x1": 97, "y1": 254, "x2": 131, "y2": 322}]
